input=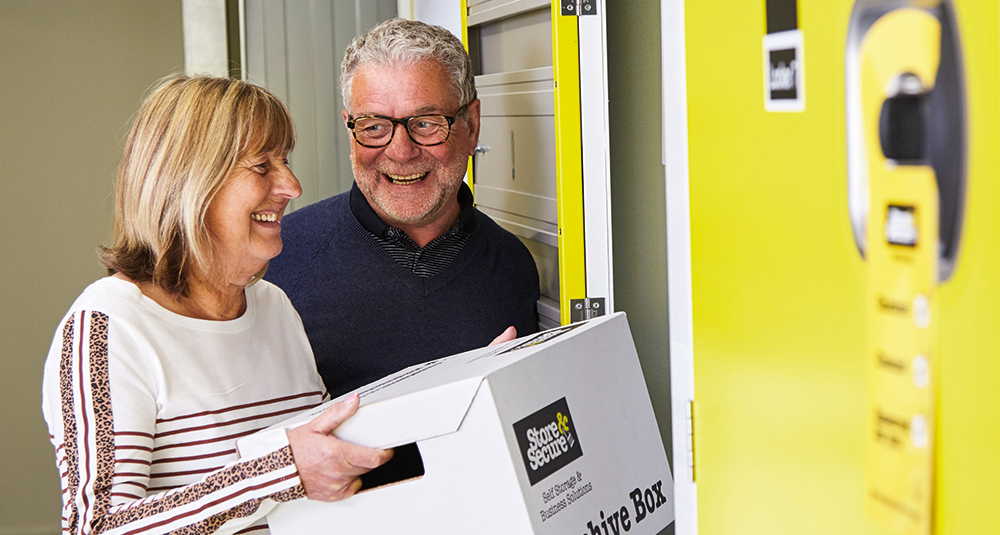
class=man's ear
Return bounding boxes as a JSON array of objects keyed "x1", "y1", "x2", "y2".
[
  {"x1": 464, "y1": 99, "x2": 482, "y2": 155},
  {"x1": 342, "y1": 109, "x2": 350, "y2": 127}
]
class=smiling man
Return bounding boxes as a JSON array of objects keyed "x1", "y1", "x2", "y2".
[{"x1": 265, "y1": 18, "x2": 540, "y2": 397}]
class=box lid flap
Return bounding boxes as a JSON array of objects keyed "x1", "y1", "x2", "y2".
[
  {"x1": 241, "y1": 374, "x2": 485, "y2": 451},
  {"x1": 335, "y1": 376, "x2": 483, "y2": 448}
]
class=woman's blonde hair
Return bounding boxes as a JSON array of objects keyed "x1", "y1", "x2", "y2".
[{"x1": 100, "y1": 75, "x2": 295, "y2": 296}]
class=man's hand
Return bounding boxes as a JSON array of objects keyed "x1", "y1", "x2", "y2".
[
  {"x1": 489, "y1": 326, "x2": 517, "y2": 346},
  {"x1": 287, "y1": 393, "x2": 393, "y2": 502}
]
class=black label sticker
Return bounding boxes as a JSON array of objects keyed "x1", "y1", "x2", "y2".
[
  {"x1": 513, "y1": 397, "x2": 584, "y2": 486},
  {"x1": 769, "y1": 47, "x2": 798, "y2": 100}
]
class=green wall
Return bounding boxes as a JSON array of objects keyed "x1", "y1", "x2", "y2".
[
  {"x1": 0, "y1": 3, "x2": 184, "y2": 533},
  {"x1": 607, "y1": 1, "x2": 674, "y2": 532}
]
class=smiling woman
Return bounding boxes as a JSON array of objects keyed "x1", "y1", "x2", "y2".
[
  {"x1": 203, "y1": 149, "x2": 301, "y2": 301},
  {"x1": 101, "y1": 76, "x2": 298, "y2": 302},
  {"x1": 40, "y1": 75, "x2": 392, "y2": 535}
]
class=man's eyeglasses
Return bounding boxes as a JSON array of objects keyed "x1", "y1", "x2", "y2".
[{"x1": 347, "y1": 105, "x2": 468, "y2": 148}]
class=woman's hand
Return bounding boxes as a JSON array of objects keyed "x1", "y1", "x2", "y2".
[
  {"x1": 287, "y1": 393, "x2": 393, "y2": 502},
  {"x1": 489, "y1": 326, "x2": 517, "y2": 346}
]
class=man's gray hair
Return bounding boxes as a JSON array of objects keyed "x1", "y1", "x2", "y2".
[{"x1": 341, "y1": 18, "x2": 477, "y2": 113}]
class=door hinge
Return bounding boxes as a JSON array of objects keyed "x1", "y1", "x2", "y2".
[
  {"x1": 569, "y1": 297, "x2": 606, "y2": 322},
  {"x1": 687, "y1": 399, "x2": 697, "y2": 482},
  {"x1": 561, "y1": 0, "x2": 597, "y2": 16}
]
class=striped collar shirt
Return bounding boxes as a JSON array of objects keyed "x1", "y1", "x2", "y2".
[{"x1": 349, "y1": 182, "x2": 476, "y2": 278}]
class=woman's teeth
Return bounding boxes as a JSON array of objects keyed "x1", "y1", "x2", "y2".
[
  {"x1": 251, "y1": 213, "x2": 278, "y2": 222},
  {"x1": 386, "y1": 172, "x2": 425, "y2": 185}
]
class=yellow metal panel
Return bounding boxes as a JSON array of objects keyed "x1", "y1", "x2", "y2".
[
  {"x1": 687, "y1": 1, "x2": 882, "y2": 532},
  {"x1": 686, "y1": 1, "x2": 1000, "y2": 533},
  {"x1": 551, "y1": 1, "x2": 586, "y2": 324},
  {"x1": 461, "y1": 0, "x2": 475, "y2": 196},
  {"x1": 859, "y1": 10, "x2": 940, "y2": 535},
  {"x1": 460, "y1": 0, "x2": 469, "y2": 47}
]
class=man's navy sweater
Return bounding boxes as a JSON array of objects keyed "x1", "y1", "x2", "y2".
[{"x1": 265, "y1": 187, "x2": 540, "y2": 397}]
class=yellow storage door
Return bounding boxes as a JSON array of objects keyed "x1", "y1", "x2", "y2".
[{"x1": 670, "y1": 0, "x2": 1000, "y2": 533}]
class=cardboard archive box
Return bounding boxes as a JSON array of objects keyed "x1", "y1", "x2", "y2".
[{"x1": 237, "y1": 312, "x2": 674, "y2": 534}]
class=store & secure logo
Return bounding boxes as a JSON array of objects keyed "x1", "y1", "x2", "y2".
[
  {"x1": 513, "y1": 397, "x2": 584, "y2": 485},
  {"x1": 769, "y1": 47, "x2": 798, "y2": 100}
]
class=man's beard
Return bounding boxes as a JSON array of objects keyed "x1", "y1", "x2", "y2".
[{"x1": 353, "y1": 151, "x2": 468, "y2": 227}]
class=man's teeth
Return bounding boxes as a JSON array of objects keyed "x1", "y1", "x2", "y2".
[
  {"x1": 251, "y1": 213, "x2": 278, "y2": 222},
  {"x1": 386, "y1": 173, "x2": 425, "y2": 184}
]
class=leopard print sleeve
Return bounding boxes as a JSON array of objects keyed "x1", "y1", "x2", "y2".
[{"x1": 44, "y1": 309, "x2": 306, "y2": 535}]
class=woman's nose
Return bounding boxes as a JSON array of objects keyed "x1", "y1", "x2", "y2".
[{"x1": 274, "y1": 164, "x2": 302, "y2": 199}]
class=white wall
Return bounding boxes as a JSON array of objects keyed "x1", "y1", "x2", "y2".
[{"x1": 410, "y1": 0, "x2": 463, "y2": 38}]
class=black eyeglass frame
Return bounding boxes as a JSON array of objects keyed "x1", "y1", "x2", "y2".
[{"x1": 346, "y1": 104, "x2": 469, "y2": 148}]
